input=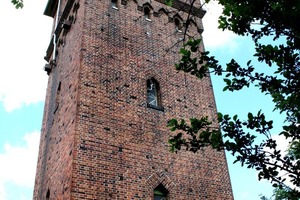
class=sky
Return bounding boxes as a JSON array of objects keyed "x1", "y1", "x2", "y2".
[{"x1": 0, "y1": 0, "x2": 288, "y2": 199}]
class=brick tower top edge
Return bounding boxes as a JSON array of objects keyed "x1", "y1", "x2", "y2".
[
  {"x1": 34, "y1": 0, "x2": 234, "y2": 199},
  {"x1": 43, "y1": 0, "x2": 206, "y2": 17}
]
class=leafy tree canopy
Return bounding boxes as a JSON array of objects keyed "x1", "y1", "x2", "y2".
[
  {"x1": 11, "y1": 0, "x2": 23, "y2": 9},
  {"x1": 168, "y1": 0, "x2": 300, "y2": 197},
  {"x1": 260, "y1": 186, "x2": 300, "y2": 200}
]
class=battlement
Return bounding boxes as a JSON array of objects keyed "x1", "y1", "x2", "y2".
[
  {"x1": 44, "y1": 0, "x2": 206, "y2": 18},
  {"x1": 43, "y1": 0, "x2": 205, "y2": 62}
]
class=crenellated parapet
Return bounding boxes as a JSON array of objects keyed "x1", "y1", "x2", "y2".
[{"x1": 43, "y1": 0, "x2": 205, "y2": 63}]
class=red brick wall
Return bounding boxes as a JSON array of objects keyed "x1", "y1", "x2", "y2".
[
  {"x1": 34, "y1": 0, "x2": 84, "y2": 199},
  {"x1": 34, "y1": 0, "x2": 234, "y2": 199}
]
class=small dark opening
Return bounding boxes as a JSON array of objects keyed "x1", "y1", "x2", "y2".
[
  {"x1": 174, "y1": 18, "x2": 182, "y2": 31},
  {"x1": 57, "y1": 82, "x2": 61, "y2": 92},
  {"x1": 111, "y1": 0, "x2": 117, "y2": 8},
  {"x1": 46, "y1": 189, "x2": 50, "y2": 200},
  {"x1": 147, "y1": 78, "x2": 158, "y2": 106},
  {"x1": 144, "y1": 7, "x2": 150, "y2": 19},
  {"x1": 54, "y1": 82, "x2": 61, "y2": 113},
  {"x1": 154, "y1": 184, "x2": 168, "y2": 200}
]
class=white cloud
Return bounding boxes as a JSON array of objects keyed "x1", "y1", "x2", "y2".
[
  {"x1": 0, "y1": 131, "x2": 40, "y2": 200},
  {"x1": 0, "y1": 0, "x2": 52, "y2": 112},
  {"x1": 272, "y1": 134, "x2": 291, "y2": 155},
  {"x1": 263, "y1": 134, "x2": 300, "y2": 190},
  {"x1": 271, "y1": 135, "x2": 298, "y2": 190},
  {"x1": 239, "y1": 191, "x2": 250, "y2": 199},
  {"x1": 202, "y1": 1, "x2": 239, "y2": 51},
  {"x1": 0, "y1": 183, "x2": 6, "y2": 200},
  {"x1": 0, "y1": 0, "x2": 240, "y2": 113}
]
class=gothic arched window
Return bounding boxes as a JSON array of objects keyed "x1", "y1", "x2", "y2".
[
  {"x1": 147, "y1": 78, "x2": 158, "y2": 106},
  {"x1": 46, "y1": 189, "x2": 50, "y2": 200},
  {"x1": 154, "y1": 184, "x2": 168, "y2": 200},
  {"x1": 54, "y1": 81, "x2": 61, "y2": 113},
  {"x1": 147, "y1": 78, "x2": 163, "y2": 110},
  {"x1": 144, "y1": 6, "x2": 151, "y2": 20},
  {"x1": 111, "y1": 0, "x2": 118, "y2": 9},
  {"x1": 174, "y1": 17, "x2": 183, "y2": 32}
]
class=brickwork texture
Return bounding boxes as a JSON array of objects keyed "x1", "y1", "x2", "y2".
[{"x1": 33, "y1": 0, "x2": 234, "y2": 199}]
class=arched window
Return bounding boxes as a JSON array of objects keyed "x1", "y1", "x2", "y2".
[
  {"x1": 46, "y1": 189, "x2": 50, "y2": 200},
  {"x1": 154, "y1": 184, "x2": 168, "y2": 200},
  {"x1": 174, "y1": 17, "x2": 183, "y2": 32},
  {"x1": 144, "y1": 6, "x2": 151, "y2": 20},
  {"x1": 147, "y1": 78, "x2": 163, "y2": 110},
  {"x1": 111, "y1": 0, "x2": 118, "y2": 9},
  {"x1": 54, "y1": 81, "x2": 61, "y2": 113},
  {"x1": 147, "y1": 78, "x2": 159, "y2": 106}
]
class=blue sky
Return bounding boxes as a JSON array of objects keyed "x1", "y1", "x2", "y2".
[{"x1": 0, "y1": 0, "x2": 288, "y2": 199}]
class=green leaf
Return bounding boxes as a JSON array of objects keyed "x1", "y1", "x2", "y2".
[
  {"x1": 246, "y1": 60, "x2": 251, "y2": 66},
  {"x1": 248, "y1": 112, "x2": 253, "y2": 121},
  {"x1": 165, "y1": 0, "x2": 173, "y2": 6},
  {"x1": 233, "y1": 115, "x2": 238, "y2": 121},
  {"x1": 11, "y1": 0, "x2": 23, "y2": 8}
]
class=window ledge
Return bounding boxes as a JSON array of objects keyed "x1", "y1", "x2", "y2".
[
  {"x1": 112, "y1": 6, "x2": 119, "y2": 10},
  {"x1": 147, "y1": 104, "x2": 164, "y2": 111}
]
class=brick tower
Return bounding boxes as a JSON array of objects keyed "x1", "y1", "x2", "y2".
[{"x1": 34, "y1": 0, "x2": 233, "y2": 199}]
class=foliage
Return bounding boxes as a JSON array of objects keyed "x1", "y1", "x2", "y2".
[
  {"x1": 272, "y1": 186, "x2": 300, "y2": 200},
  {"x1": 11, "y1": 0, "x2": 23, "y2": 9},
  {"x1": 168, "y1": 0, "x2": 300, "y2": 197},
  {"x1": 260, "y1": 185, "x2": 300, "y2": 200},
  {"x1": 288, "y1": 139, "x2": 300, "y2": 160}
]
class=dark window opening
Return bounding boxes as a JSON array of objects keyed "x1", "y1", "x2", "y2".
[
  {"x1": 147, "y1": 78, "x2": 158, "y2": 106},
  {"x1": 174, "y1": 18, "x2": 182, "y2": 32},
  {"x1": 154, "y1": 184, "x2": 168, "y2": 200},
  {"x1": 54, "y1": 82, "x2": 61, "y2": 113},
  {"x1": 111, "y1": 0, "x2": 118, "y2": 9},
  {"x1": 46, "y1": 189, "x2": 50, "y2": 200},
  {"x1": 144, "y1": 7, "x2": 151, "y2": 20},
  {"x1": 147, "y1": 78, "x2": 164, "y2": 111}
]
